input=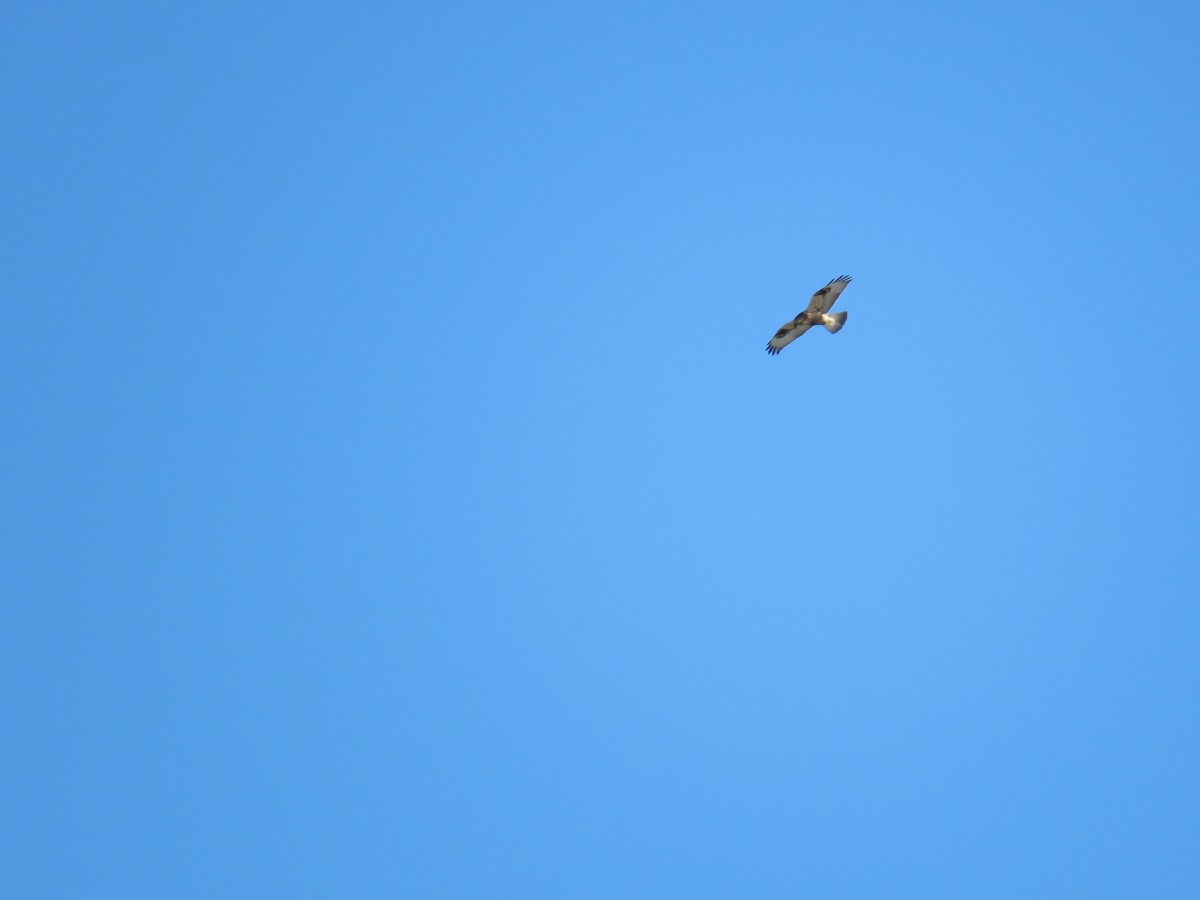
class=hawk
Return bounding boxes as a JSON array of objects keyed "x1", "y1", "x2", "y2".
[{"x1": 765, "y1": 275, "x2": 852, "y2": 356}]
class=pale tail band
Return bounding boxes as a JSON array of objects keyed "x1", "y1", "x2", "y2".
[{"x1": 822, "y1": 311, "x2": 848, "y2": 334}]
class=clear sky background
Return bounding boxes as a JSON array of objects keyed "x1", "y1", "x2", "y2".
[{"x1": 4, "y1": 2, "x2": 1199, "y2": 897}]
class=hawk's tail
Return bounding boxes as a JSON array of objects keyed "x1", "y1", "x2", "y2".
[{"x1": 822, "y1": 311, "x2": 848, "y2": 334}]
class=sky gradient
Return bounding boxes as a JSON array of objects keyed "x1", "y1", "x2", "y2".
[{"x1": 4, "y1": 1, "x2": 1199, "y2": 897}]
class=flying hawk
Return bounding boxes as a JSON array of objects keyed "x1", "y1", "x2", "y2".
[{"x1": 765, "y1": 275, "x2": 852, "y2": 356}]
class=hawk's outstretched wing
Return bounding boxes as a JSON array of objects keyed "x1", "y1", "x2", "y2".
[
  {"x1": 765, "y1": 318, "x2": 814, "y2": 355},
  {"x1": 803, "y1": 274, "x2": 852, "y2": 316}
]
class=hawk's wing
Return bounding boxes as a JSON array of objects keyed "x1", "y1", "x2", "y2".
[
  {"x1": 765, "y1": 318, "x2": 814, "y2": 355},
  {"x1": 804, "y1": 275, "x2": 852, "y2": 316}
]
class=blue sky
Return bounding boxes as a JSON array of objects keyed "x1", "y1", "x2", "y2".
[{"x1": 4, "y1": 1, "x2": 1199, "y2": 897}]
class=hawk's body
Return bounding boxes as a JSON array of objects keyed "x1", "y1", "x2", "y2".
[{"x1": 765, "y1": 275, "x2": 852, "y2": 356}]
